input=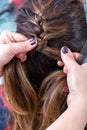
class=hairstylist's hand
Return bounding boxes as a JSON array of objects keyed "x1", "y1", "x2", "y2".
[
  {"x1": 58, "y1": 46, "x2": 87, "y2": 106},
  {"x1": 47, "y1": 47, "x2": 87, "y2": 130},
  {"x1": 0, "y1": 30, "x2": 37, "y2": 76}
]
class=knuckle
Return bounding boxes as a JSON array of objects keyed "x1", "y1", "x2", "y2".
[
  {"x1": 8, "y1": 43, "x2": 16, "y2": 55},
  {"x1": 22, "y1": 42, "x2": 29, "y2": 50}
]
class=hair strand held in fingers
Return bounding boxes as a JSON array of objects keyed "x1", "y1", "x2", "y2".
[{"x1": 3, "y1": 0, "x2": 87, "y2": 130}]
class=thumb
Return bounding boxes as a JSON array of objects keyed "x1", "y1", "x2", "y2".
[{"x1": 61, "y1": 46, "x2": 79, "y2": 72}]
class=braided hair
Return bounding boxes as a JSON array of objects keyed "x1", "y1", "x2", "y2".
[{"x1": 3, "y1": 0, "x2": 87, "y2": 130}]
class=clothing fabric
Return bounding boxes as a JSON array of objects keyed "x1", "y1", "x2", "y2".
[{"x1": 0, "y1": 84, "x2": 13, "y2": 130}]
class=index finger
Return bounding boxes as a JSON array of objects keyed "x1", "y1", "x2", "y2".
[
  {"x1": 2, "y1": 30, "x2": 28, "y2": 43},
  {"x1": 10, "y1": 32, "x2": 28, "y2": 42}
]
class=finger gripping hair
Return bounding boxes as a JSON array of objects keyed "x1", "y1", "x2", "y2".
[{"x1": 3, "y1": 0, "x2": 87, "y2": 130}]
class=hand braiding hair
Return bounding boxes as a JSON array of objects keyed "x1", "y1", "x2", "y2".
[{"x1": 3, "y1": 0, "x2": 87, "y2": 130}]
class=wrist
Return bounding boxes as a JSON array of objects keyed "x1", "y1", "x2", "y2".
[
  {"x1": 46, "y1": 98, "x2": 87, "y2": 130},
  {"x1": 68, "y1": 97, "x2": 87, "y2": 125},
  {"x1": 71, "y1": 95, "x2": 87, "y2": 108},
  {"x1": 68, "y1": 94, "x2": 87, "y2": 109}
]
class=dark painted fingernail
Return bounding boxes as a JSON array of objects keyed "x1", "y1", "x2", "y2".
[
  {"x1": 61, "y1": 46, "x2": 69, "y2": 54},
  {"x1": 29, "y1": 38, "x2": 36, "y2": 45}
]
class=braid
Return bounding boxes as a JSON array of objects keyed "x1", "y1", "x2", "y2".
[{"x1": 3, "y1": 0, "x2": 87, "y2": 130}]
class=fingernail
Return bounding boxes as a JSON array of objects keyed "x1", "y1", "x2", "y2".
[
  {"x1": 29, "y1": 38, "x2": 36, "y2": 45},
  {"x1": 61, "y1": 46, "x2": 69, "y2": 54}
]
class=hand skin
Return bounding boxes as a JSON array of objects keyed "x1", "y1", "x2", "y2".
[
  {"x1": 0, "y1": 30, "x2": 37, "y2": 76},
  {"x1": 46, "y1": 46, "x2": 87, "y2": 130},
  {"x1": 46, "y1": 99, "x2": 87, "y2": 130}
]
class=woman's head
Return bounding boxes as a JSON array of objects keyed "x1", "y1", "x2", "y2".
[
  {"x1": 3, "y1": 0, "x2": 87, "y2": 130},
  {"x1": 15, "y1": 0, "x2": 87, "y2": 88},
  {"x1": 16, "y1": 0, "x2": 87, "y2": 50}
]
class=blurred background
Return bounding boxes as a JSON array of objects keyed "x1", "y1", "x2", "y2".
[
  {"x1": 0, "y1": 0, "x2": 87, "y2": 34},
  {"x1": 0, "y1": 0, "x2": 87, "y2": 130},
  {"x1": 0, "y1": 0, "x2": 24, "y2": 34},
  {"x1": 84, "y1": 0, "x2": 87, "y2": 19}
]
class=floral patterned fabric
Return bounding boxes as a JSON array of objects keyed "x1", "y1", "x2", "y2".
[{"x1": 0, "y1": 86, "x2": 13, "y2": 130}]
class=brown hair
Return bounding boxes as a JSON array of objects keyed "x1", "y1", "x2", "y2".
[{"x1": 3, "y1": 0, "x2": 87, "y2": 130}]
